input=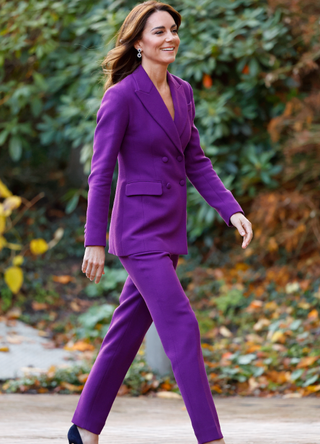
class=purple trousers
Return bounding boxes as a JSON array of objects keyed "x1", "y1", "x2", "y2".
[{"x1": 71, "y1": 251, "x2": 224, "y2": 443}]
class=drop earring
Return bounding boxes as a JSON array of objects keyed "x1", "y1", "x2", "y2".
[{"x1": 137, "y1": 48, "x2": 142, "y2": 58}]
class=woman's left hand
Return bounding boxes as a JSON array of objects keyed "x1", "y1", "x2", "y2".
[{"x1": 230, "y1": 212, "x2": 253, "y2": 249}]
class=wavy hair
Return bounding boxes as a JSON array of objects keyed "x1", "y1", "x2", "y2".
[{"x1": 101, "y1": 1, "x2": 181, "y2": 92}]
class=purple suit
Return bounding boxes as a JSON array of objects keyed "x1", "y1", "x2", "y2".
[
  {"x1": 84, "y1": 63, "x2": 244, "y2": 254},
  {"x1": 72, "y1": 64, "x2": 245, "y2": 443}
]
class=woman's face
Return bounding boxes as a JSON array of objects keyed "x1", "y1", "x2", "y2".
[{"x1": 134, "y1": 10, "x2": 180, "y2": 66}]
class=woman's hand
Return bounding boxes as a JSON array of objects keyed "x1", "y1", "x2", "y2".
[
  {"x1": 82, "y1": 246, "x2": 105, "y2": 284},
  {"x1": 230, "y1": 212, "x2": 253, "y2": 249}
]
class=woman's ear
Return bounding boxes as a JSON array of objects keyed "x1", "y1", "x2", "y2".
[{"x1": 134, "y1": 40, "x2": 141, "y2": 51}]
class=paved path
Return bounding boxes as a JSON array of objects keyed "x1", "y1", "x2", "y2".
[
  {"x1": 0, "y1": 320, "x2": 80, "y2": 379},
  {"x1": 1, "y1": 394, "x2": 319, "y2": 443}
]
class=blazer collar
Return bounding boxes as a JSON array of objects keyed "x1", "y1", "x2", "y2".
[{"x1": 132, "y1": 63, "x2": 188, "y2": 154}]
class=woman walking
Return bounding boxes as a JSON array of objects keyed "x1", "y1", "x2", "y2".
[{"x1": 68, "y1": 2, "x2": 253, "y2": 443}]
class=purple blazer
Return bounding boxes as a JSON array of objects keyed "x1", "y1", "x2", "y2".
[{"x1": 84, "y1": 63, "x2": 244, "y2": 255}]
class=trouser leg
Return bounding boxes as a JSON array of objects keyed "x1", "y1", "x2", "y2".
[
  {"x1": 118, "y1": 251, "x2": 223, "y2": 444},
  {"x1": 71, "y1": 274, "x2": 153, "y2": 434}
]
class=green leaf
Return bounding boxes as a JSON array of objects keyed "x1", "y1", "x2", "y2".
[
  {"x1": 65, "y1": 194, "x2": 79, "y2": 214},
  {"x1": 302, "y1": 375, "x2": 319, "y2": 387},
  {"x1": 9, "y1": 136, "x2": 22, "y2": 161}
]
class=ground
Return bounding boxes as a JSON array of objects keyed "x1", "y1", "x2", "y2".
[{"x1": 1, "y1": 394, "x2": 320, "y2": 443}]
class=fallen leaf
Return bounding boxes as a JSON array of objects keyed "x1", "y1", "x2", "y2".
[
  {"x1": 248, "y1": 377, "x2": 259, "y2": 392},
  {"x1": 211, "y1": 384, "x2": 222, "y2": 393},
  {"x1": 305, "y1": 384, "x2": 320, "y2": 392},
  {"x1": 38, "y1": 331, "x2": 50, "y2": 337},
  {"x1": 70, "y1": 301, "x2": 81, "y2": 312},
  {"x1": 64, "y1": 340, "x2": 95, "y2": 352},
  {"x1": 282, "y1": 393, "x2": 302, "y2": 399},
  {"x1": 41, "y1": 341, "x2": 57, "y2": 349},
  {"x1": 253, "y1": 318, "x2": 270, "y2": 331},
  {"x1": 160, "y1": 381, "x2": 174, "y2": 390},
  {"x1": 308, "y1": 309, "x2": 318, "y2": 319},
  {"x1": 47, "y1": 365, "x2": 56, "y2": 378},
  {"x1": 266, "y1": 370, "x2": 291, "y2": 384},
  {"x1": 297, "y1": 356, "x2": 319, "y2": 368},
  {"x1": 53, "y1": 275, "x2": 75, "y2": 284},
  {"x1": 156, "y1": 391, "x2": 182, "y2": 399},
  {"x1": 270, "y1": 331, "x2": 286, "y2": 343},
  {"x1": 6, "y1": 335, "x2": 22, "y2": 344},
  {"x1": 78, "y1": 373, "x2": 89, "y2": 383},
  {"x1": 219, "y1": 326, "x2": 232, "y2": 337},
  {"x1": 60, "y1": 381, "x2": 84, "y2": 392},
  {"x1": 117, "y1": 384, "x2": 130, "y2": 396},
  {"x1": 32, "y1": 301, "x2": 48, "y2": 310}
]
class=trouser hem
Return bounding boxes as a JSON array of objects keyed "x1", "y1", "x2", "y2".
[
  {"x1": 196, "y1": 426, "x2": 224, "y2": 444},
  {"x1": 71, "y1": 414, "x2": 104, "y2": 435}
]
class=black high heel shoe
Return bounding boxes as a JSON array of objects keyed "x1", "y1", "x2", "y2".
[{"x1": 68, "y1": 424, "x2": 83, "y2": 444}]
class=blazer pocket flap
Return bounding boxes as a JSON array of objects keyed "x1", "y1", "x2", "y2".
[{"x1": 126, "y1": 182, "x2": 163, "y2": 196}]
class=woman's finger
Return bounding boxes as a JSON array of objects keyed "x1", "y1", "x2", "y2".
[
  {"x1": 82, "y1": 257, "x2": 88, "y2": 273},
  {"x1": 241, "y1": 221, "x2": 253, "y2": 248},
  {"x1": 94, "y1": 264, "x2": 105, "y2": 284},
  {"x1": 88, "y1": 262, "x2": 99, "y2": 280},
  {"x1": 86, "y1": 261, "x2": 94, "y2": 279}
]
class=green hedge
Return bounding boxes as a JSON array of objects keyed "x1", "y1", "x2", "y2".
[{"x1": 0, "y1": 0, "x2": 301, "y2": 240}]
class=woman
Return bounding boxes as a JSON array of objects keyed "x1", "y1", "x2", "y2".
[{"x1": 68, "y1": 1, "x2": 253, "y2": 444}]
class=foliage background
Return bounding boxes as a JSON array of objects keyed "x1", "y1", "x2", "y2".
[{"x1": 0, "y1": 0, "x2": 320, "y2": 397}]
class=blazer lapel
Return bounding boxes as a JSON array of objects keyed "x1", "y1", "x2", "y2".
[{"x1": 132, "y1": 64, "x2": 188, "y2": 154}]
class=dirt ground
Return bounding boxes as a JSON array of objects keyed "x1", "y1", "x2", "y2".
[{"x1": 1, "y1": 393, "x2": 319, "y2": 443}]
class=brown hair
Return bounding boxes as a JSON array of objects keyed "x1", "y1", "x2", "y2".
[{"x1": 101, "y1": 1, "x2": 181, "y2": 92}]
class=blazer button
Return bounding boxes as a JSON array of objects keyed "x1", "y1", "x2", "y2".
[
  {"x1": 166, "y1": 183, "x2": 171, "y2": 189},
  {"x1": 177, "y1": 155, "x2": 183, "y2": 162},
  {"x1": 162, "y1": 156, "x2": 168, "y2": 163},
  {"x1": 179, "y1": 179, "x2": 185, "y2": 186}
]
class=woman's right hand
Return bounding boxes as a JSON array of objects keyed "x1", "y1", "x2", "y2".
[{"x1": 82, "y1": 246, "x2": 105, "y2": 284}]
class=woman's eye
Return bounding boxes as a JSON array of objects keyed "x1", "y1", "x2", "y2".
[{"x1": 155, "y1": 30, "x2": 178, "y2": 34}]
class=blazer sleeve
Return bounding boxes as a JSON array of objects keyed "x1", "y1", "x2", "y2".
[
  {"x1": 84, "y1": 87, "x2": 129, "y2": 247},
  {"x1": 184, "y1": 82, "x2": 245, "y2": 227}
]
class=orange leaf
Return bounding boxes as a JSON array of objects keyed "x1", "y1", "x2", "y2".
[
  {"x1": 38, "y1": 387, "x2": 49, "y2": 393},
  {"x1": 78, "y1": 373, "x2": 89, "y2": 383},
  {"x1": 242, "y1": 65, "x2": 250, "y2": 75},
  {"x1": 246, "y1": 300, "x2": 263, "y2": 312},
  {"x1": 265, "y1": 301, "x2": 278, "y2": 311},
  {"x1": 117, "y1": 384, "x2": 130, "y2": 396},
  {"x1": 61, "y1": 381, "x2": 84, "y2": 392},
  {"x1": 52, "y1": 275, "x2": 74, "y2": 284},
  {"x1": 266, "y1": 370, "x2": 291, "y2": 384},
  {"x1": 160, "y1": 381, "x2": 173, "y2": 390},
  {"x1": 66, "y1": 340, "x2": 95, "y2": 352},
  {"x1": 32, "y1": 301, "x2": 48, "y2": 311},
  {"x1": 209, "y1": 372, "x2": 219, "y2": 380},
  {"x1": 306, "y1": 384, "x2": 320, "y2": 392},
  {"x1": 211, "y1": 384, "x2": 222, "y2": 393},
  {"x1": 203, "y1": 74, "x2": 212, "y2": 88},
  {"x1": 296, "y1": 356, "x2": 319, "y2": 368},
  {"x1": 308, "y1": 309, "x2": 318, "y2": 319},
  {"x1": 246, "y1": 344, "x2": 262, "y2": 353},
  {"x1": 222, "y1": 352, "x2": 233, "y2": 360}
]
